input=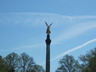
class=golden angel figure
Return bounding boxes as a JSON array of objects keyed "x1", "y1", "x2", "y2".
[{"x1": 45, "y1": 22, "x2": 52, "y2": 35}]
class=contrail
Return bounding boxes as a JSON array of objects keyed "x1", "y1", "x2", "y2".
[
  {"x1": 51, "y1": 38, "x2": 96, "y2": 61},
  {"x1": 40, "y1": 39, "x2": 96, "y2": 66}
]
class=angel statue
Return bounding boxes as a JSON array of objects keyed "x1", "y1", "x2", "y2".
[{"x1": 45, "y1": 22, "x2": 52, "y2": 35}]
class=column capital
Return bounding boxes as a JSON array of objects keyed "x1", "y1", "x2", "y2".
[{"x1": 46, "y1": 34, "x2": 51, "y2": 45}]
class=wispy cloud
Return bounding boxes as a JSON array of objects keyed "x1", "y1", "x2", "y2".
[
  {"x1": 0, "y1": 43, "x2": 44, "y2": 52},
  {"x1": 51, "y1": 38, "x2": 96, "y2": 61},
  {"x1": 0, "y1": 12, "x2": 96, "y2": 53},
  {"x1": 52, "y1": 21, "x2": 96, "y2": 45},
  {"x1": 0, "y1": 12, "x2": 96, "y2": 26}
]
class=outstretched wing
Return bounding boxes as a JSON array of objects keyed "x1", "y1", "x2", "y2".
[
  {"x1": 49, "y1": 23, "x2": 53, "y2": 27},
  {"x1": 45, "y1": 21, "x2": 48, "y2": 27}
]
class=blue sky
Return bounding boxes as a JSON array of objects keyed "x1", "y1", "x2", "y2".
[
  {"x1": 0, "y1": 0, "x2": 96, "y2": 72},
  {"x1": 0, "y1": 0, "x2": 96, "y2": 15}
]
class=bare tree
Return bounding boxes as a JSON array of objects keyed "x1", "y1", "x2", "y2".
[
  {"x1": 19, "y1": 52, "x2": 35, "y2": 72},
  {"x1": 56, "y1": 55, "x2": 80, "y2": 72},
  {"x1": 4, "y1": 52, "x2": 19, "y2": 72}
]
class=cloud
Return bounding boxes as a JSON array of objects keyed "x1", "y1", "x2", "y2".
[
  {"x1": 0, "y1": 12, "x2": 96, "y2": 26},
  {"x1": 0, "y1": 12, "x2": 96, "y2": 52},
  {"x1": 0, "y1": 12, "x2": 71, "y2": 25},
  {"x1": 52, "y1": 21, "x2": 96, "y2": 45},
  {"x1": 0, "y1": 43, "x2": 43, "y2": 52},
  {"x1": 51, "y1": 38, "x2": 96, "y2": 61}
]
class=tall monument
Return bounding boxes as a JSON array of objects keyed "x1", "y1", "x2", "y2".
[{"x1": 45, "y1": 22, "x2": 52, "y2": 72}]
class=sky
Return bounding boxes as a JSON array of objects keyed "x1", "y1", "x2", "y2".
[{"x1": 0, "y1": 0, "x2": 96, "y2": 72}]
